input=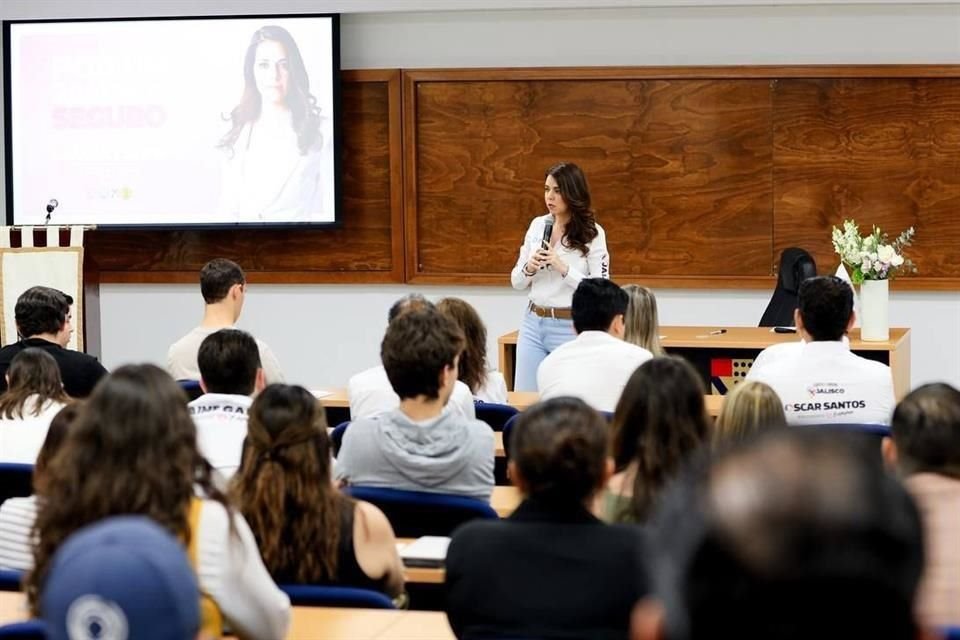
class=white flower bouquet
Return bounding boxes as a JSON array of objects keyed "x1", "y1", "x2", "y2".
[{"x1": 831, "y1": 219, "x2": 916, "y2": 284}]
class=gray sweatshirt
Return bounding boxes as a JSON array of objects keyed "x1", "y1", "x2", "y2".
[{"x1": 334, "y1": 407, "x2": 495, "y2": 501}]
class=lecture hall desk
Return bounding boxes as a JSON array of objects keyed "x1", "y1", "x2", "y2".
[{"x1": 499, "y1": 326, "x2": 911, "y2": 399}]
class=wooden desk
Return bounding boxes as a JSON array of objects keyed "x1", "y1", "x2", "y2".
[
  {"x1": 316, "y1": 389, "x2": 540, "y2": 412},
  {"x1": 500, "y1": 327, "x2": 912, "y2": 399},
  {"x1": 0, "y1": 591, "x2": 454, "y2": 640}
]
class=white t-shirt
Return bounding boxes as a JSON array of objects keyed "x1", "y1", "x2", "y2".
[
  {"x1": 0, "y1": 398, "x2": 67, "y2": 464},
  {"x1": 475, "y1": 370, "x2": 509, "y2": 405},
  {"x1": 167, "y1": 325, "x2": 284, "y2": 385},
  {"x1": 0, "y1": 496, "x2": 290, "y2": 640},
  {"x1": 746, "y1": 340, "x2": 895, "y2": 425},
  {"x1": 537, "y1": 331, "x2": 652, "y2": 413},
  {"x1": 188, "y1": 393, "x2": 252, "y2": 481},
  {"x1": 348, "y1": 365, "x2": 476, "y2": 420},
  {"x1": 510, "y1": 214, "x2": 610, "y2": 308}
]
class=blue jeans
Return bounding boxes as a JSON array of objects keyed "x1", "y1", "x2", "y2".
[{"x1": 514, "y1": 308, "x2": 576, "y2": 391}]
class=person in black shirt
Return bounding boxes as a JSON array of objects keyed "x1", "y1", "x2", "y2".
[
  {"x1": 0, "y1": 287, "x2": 107, "y2": 398},
  {"x1": 445, "y1": 397, "x2": 649, "y2": 640}
]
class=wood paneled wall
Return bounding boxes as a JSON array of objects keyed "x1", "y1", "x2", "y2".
[{"x1": 90, "y1": 65, "x2": 960, "y2": 290}]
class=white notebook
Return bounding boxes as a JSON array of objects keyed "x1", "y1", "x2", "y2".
[{"x1": 399, "y1": 536, "x2": 451, "y2": 568}]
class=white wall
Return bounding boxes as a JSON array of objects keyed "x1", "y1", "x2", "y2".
[{"x1": 4, "y1": 2, "x2": 960, "y2": 390}]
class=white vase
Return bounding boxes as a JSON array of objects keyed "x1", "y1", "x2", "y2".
[{"x1": 859, "y1": 279, "x2": 889, "y2": 342}]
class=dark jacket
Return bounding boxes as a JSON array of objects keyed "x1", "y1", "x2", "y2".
[{"x1": 0, "y1": 338, "x2": 108, "y2": 398}]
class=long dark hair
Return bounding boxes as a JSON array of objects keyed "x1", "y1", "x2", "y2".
[
  {"x1": 610, "y1": 357, "x2": 709, "y2": 522},
  {"x1": 26, "y1": 365, "x2": 230, "y2": 613},
  {"x1": 231, "y1": 384, "x2": 342, "y2": 583},
  {"x1": 0, "y1": 349, "x2": 69, "y2": 419},
  {"x1": 219, "y1": 25, "x2": 321, "y2": 156},
  {"x1": 437, "y1": 298, "x2": 489, "y2": 395},
  {"x1": 546, "y1": 162, "x2": 599, "y2": 256}
]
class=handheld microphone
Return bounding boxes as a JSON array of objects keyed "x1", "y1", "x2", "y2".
[
  {"x1": 539, "y1": 215, "x2": 555, "y2": 270},
  {"x1": 45, "y1": 199, "x2": 59, "y2": 224}
]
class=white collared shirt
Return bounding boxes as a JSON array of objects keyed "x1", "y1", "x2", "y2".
[
  {"x1": 746, "y1": 340, "x2": 895, "y2": 425},
  {"x1": 510, "y1": 214, "x2": 609, "y2": 308},
  {"x1": 348, "y1": 365, "x2": 477, "y2": 420},
  {"x1": 537, "y1": 331, "x2": 652, "y2": 413}
]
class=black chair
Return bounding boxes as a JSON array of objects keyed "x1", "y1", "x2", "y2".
[
  {"x1": 176, "y1": 379, "x2": 204, "y2": 402},
  {"x1": 0, "y1": 464, "x2": 33, "y2": 508},
  {"x1": 474, "y1": 402, "x2": 518, "y2": 432},
  {"x1": 278, "y1": 584, "x2": 394, "y2": 609},
  {"x1": 344, "y1": 486, "x2": 498, "y2": 537},
  {"x1": 0, "y1": 569, "x2": 24, "y2": 592},
  {"x1": 759, "y1": 248, "x2": 817, "y2": 327},
  {"x1": 330, "y1": 421, "x2": 351, "y2": 458}
]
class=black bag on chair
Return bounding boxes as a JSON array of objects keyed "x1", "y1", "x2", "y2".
[{"x1": 759, "y1": 248, "x2": 817, "y2": 327}]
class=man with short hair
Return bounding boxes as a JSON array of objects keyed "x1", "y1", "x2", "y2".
[
  {"x1": 537, "y1": 278, "x2": 652, "y2": 412},
  {"x1": 0, "y1": 286, "x2": 107, "y2": 397},
  {"x1": 41, "y1": 516, "x2": 202, "y2": 640},
  {"x1": 348, "y1": 294, "x2": 476, "y2": 419},
  {"x1": 633, "y1": 428, "x2": 924, "y2": 640},
  {"x1": 336, "y1": 307, "x2": 494, "y2": 500},
  {"x1": 167, "y1": 258, "x2": 284, "y2": 384},
  {"x1": 746, "y1": 275, "x2": 895, "y2": 425},
  {"x1": 189, "y1": 329, "x2": 265, "y2": 480},
  {"x1": 884, "y1": 382, "x2": 960, "y2": 626}
]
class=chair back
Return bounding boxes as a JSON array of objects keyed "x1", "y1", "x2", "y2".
[
  {"x1": 345, "y1": 486, "x2": 498, "y2": 537},
  {"x1": 809, "y1": 422, "x2": 891, "y2": 438},
  {"x1": 330, "y1": 421, "x2": 351, "y2": 458},
  {"x1": 0, "y1": 621, "x2": 47, "y2": 638},
  {"x1": 942, "y1": 627, "x2": 960, "y2": 640},
  {"x1": 759, "y1": 248, "x2": 817, "y2": 327},
  {"x1": 474, "y1": 402, "x2": 518, "y2": 432},
  {"x1": 503, "y1": 410, "x2": 612, "y2": 460},
  {"x1": 278, "y1": 584, "x2": 395, "y2": 609},
  {"x1": 0, "y1": 570, "x2": 24, "y2": 593},
  {"x1": 0, "y1": 464, "x2": 33, "y2": 508},
  {"x1": 177, "y1": 379, "x2": 203, "y2": 402}
]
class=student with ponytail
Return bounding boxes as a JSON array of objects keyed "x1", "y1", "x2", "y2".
[{"x1": 231, "y1": 384, "x2": 405, "y2": 601}]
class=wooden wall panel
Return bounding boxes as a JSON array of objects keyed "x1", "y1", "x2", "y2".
[
  {"x1": 406, "y1": 71, "x2": 774, "y2": 285},
  {"x1": 90, "y1": 70, "x2": 403, "y2": 284},
  {"x1": 773, "y1": 78, "x2": 960, "y2": 289}
]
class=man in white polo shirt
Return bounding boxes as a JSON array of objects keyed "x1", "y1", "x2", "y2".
[
  {"x1": 537, "y1": 278, "x2": 652, "y2": 412},
  {"x1": 747, "y1": 275, "x2": 895, "y2": 425}
]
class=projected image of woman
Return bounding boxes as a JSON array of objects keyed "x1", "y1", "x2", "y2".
[{"x1": 217, "y1": 26, "x2": 327, "y2": 222}]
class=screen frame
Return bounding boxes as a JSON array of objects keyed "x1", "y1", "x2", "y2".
[{"x1": 2, "y1": 12, "x2": 343, "y2": 231}]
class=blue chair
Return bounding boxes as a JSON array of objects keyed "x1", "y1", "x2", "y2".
[
  {"x1": 809, "y1": 422, "x2": 891, "y2": 438},
  {"x1": 942, "y1": 627, "x2": 960, "y2": 640},
  {"x1": 0, "y1": 464, "x2": 33, "y2": 508},
  {"x1": 474, "y1": 402, "x2": 518, "y2": 432},
  {"x1": 330, "y1": 421, "x2": 351, "y2": 458},
  {"x1": 344, "y1": 486, "x2": 498, "y2": 537},
  {"x1": 0, "y1": 621, "x2": 47, "y2": 638},
  {"x1": 0, "y1": 570, "x2": 24, "y2": 592},
  {"x1": 279, "y1": 584, "x2": 395, "y2": 609},
  {"x1": 176, "y1": 379, "x2": 203, "y2": 402}
]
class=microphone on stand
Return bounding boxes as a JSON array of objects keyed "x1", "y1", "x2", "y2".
[
  {"x1": 44, "y1": 199, "x2": 59, "y2": 225},
  {"x1": 540, "y1": 215, "x2": 554, "y2": 270}
]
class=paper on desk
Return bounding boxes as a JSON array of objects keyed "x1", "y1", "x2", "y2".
[
  {"x1": 399, "y1": 536, "x2": 450, "y2": 567},
  {"x1": 310, "y1": 389, "x2": 332, "y2": 399}
]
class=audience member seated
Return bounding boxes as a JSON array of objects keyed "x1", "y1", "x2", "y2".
[
  {"x1": 336, "y1": 307, "x2": 494, "y2": 500},
  {"x1": 746, "y1": 275, "x2": 895, "y2": 425},
  {"x1": 40, "y1": 516, "x2": 201, "y2": 640},
  {"x1": 437, "y1": 297, "x2": 508, "y2": 404},
  {"x1": 634, "y1": 428, "x2": 924, "y2": 640},
  {"x1": 0, "y1": 404, "x2": 78, "y2": 570},
  {"x1": 604, "y1": 357, "x2": 709, "y2": 523},
  {"x1": 538, "y1": 279, "x2": 652, "y2": 412},
  {"x1": 445, "y1": 397, "x2": 648, "y2": 639},
  {"x1": 189, "y1": 329, "x2": 265, "y2": 481},
  {"x1": 22, "y1": 364, "x2": 290, "y2": 640},
  {"x1": 232, "y1": 384, "x2": 405, "y2": 602},
  {"x1": 712, "y1": 380, "x2": 786, "y2": 447},
  {"x1": 0, "y1": 286, "x2": 107, "y2": 397},
  {"x1": 884, "y1": 383, "x2": 960, "y2": 627},
  {"x1": 622, "y1": 284, "x2": 664, "y2": 356},
  {"x1": 167, "y1": 258, "x2": 284, "y2": 384},
  {"x1": 349, "y1": 294, "x2": 476, "y2": 419},
  {"x1": 0, "y1": 349, "x2": 71, "y2": 464}
]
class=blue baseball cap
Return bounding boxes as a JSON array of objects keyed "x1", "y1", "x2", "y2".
[{"x1": 41, "y1": 516, "x2": 200, "y2": 640}]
